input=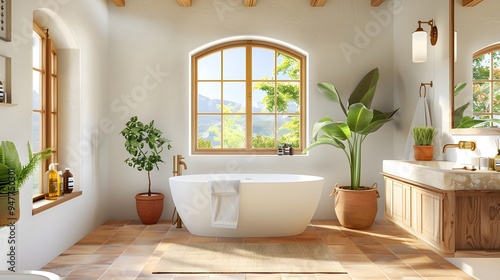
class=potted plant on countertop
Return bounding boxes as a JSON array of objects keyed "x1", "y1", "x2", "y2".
[
  {"x1": 304, "y1": 67, "x2": 399, "y2": 229},
  {"x1": 0, "y1": 141, "x2": 52, "y2": 225},
  {"x1": 412, "y1": 126, "x2": 437, "y2": 161},
  {"x1": 120, "y1": 116, "x2": 172, "y2": 225}
]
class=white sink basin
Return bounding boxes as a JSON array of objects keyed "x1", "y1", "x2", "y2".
[{"x1": 383, "y1": 160, "x2": 500, "y2": 190}]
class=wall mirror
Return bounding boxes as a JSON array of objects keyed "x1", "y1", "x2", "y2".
[{"x1": 451, "y1": 0, "x2": 500, "y2": 134}]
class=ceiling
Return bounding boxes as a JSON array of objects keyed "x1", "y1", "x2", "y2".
[
  {"x1": 111, "y1": 0, "x2": 483, "y2": 8},
  {"x1": 111, "y1": 0, "x2": 387, "y2": 8}
]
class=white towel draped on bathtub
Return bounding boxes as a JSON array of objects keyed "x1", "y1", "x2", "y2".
[{"x1": 208, "y1": 180, "x2": 240, "y2": 229}]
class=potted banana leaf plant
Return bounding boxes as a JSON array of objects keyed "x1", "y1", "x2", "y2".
[
  {"x1": 0, "y1": 141, "x2": 52, "y2": 225},
  {"x1": 304, "y1": 68, "x2": 398, "y2": 229},
  {"x1": 120, "y1": 116, "x2": 172, "y2": 225}
]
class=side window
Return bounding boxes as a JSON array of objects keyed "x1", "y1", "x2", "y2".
[
  {"x1": 33, "y1": 22, "x2": 58, "y2": 198},
  {"x1": 192, "y1": 40, "x2": 306, "y2": 155}
]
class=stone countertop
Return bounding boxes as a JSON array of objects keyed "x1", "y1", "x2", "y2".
[{"x1": 382, "y1": 160, "x2": 500, "y2": 191}]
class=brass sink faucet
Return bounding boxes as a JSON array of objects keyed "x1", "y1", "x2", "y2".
[{"x1": 442, "y1": 141, "x2": 476, "y2": 153}]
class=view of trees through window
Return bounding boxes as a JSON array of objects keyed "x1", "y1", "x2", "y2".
[
  {"x1": 472, "y1": 45, "x2": 500, "y2": 127},
  {"x1": 193, "y1": 42, "x2": 305, "y2": 154}
]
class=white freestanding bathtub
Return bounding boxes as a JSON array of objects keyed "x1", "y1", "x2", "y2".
[
  {"x1": 169, "y1": 174, "x2": 324, "y2": 237},
  {"x1": 0, "y1": 270, "x2": 60, "y2": 279}
]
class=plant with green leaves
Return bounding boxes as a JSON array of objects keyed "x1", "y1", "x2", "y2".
[
  {"x1": 412, "y1": 126, "x2": 437, "y2": 146},
  {"x1": 120, "y1": 116, "x2": 172, "y2": 196},
  {"x1": 0, "y1": 141, "x2": 52, "y2": 194},
  {"x1": 454, "y1": 82, "x2": 500, "y2": 128},
  {"x1": 303, "y1": 68, "x2": 399, "y2": 190}
]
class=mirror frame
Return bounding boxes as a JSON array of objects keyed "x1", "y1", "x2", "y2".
[{"x1": 450, "y1": 0, "x2": 500, "y2": 135}]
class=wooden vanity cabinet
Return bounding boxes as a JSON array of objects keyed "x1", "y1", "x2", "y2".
[
  {"x1": 383, "y1": 175, "x2": 455, "y2": 253},
  {"x1": 384, "y1": 174, "x2": 500, "y2": 253}
]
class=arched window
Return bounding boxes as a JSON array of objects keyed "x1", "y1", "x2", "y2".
[
  {"x1": 472, "y1": 43, "x2": 500, "y2": 127},
  {"x1": 191, "y1": 40, "x2": 307, "y2": 155}
]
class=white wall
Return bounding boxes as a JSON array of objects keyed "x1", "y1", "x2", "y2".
[
  {"x1": 0, "y1": 0, "x2": 109, "y2": 270},
  {"x1": 107, "y1": 0, "x2": 399, "y2": 221},
  {"x1": 393, "y1": 0, "x2": 450, "y2": 160}
]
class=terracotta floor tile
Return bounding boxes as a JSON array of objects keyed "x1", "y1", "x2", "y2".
[
  {"x1": 341, "y1": 264, "x2": 387, "y2": 278},
  {"x1": 335, "y1": 253, "x2": 374, "y2": 265},
  {"x1": 62, "y1": 244, "x2": 101, "y2": 254},
  {"x1": 41, "y1": 220, "x2": 488, "y2": 280},
  {"x1": 376, "y1": 263, "x2": 421, "y2": 278},
  {"x1": 328, "y1": 244, "x2": 364, "y2": 254},
  {"x1": 94, "y1": 243, "x2": 129, "y2": 254},
  {"x1": 65, "y1": 264, "x2": 110, "y2": 278}
]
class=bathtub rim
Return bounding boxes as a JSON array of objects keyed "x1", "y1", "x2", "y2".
[
  {"x1": 169, "y1": 173, "x2": 324, "y2": 183},
  {"x1": 0, "y1": 270, "x2": 60, "y2": 279}
]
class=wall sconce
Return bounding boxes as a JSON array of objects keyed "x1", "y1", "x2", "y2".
[{"x1": 412, "y1": 19, "x2": 438, "y2": 63}]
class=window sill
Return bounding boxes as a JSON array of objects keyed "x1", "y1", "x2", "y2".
[{"x1": 32, "y1": 191, "x2": 82, "y2": 215}]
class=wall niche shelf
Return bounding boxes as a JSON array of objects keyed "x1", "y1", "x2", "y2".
[{"x1": 0, "y1": 55, "x2": 11, "y2": 106}]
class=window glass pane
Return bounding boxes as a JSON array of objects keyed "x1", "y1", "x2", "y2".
[
  {"x1": 277, "y1": 82, "x2": 299, "y2": 113},
  {"x1": 494, "y1": 51, "x2": 500, "y2": 80},
  {"x1": 198, "y1": 82, "x2": 221, "y2": 113},
  {"x1": 33, "y1": 71, "x2": 42, "y2": 110},
  {"x1": 198, "y1": 51, "x2": 221, "y2": 80},
  {"x1": 33, "y1": 31, "x2": 41, "y2": 69},
  {"x1": 32, "y1": 162, "x2": 42, "y2": 196},
  {"x1": 223, "y1": 115, "x2": 245, "y2": 148},
  {"x1": 473, "y1": 82, "x2": 490, "y2": 114},
  {"x1": 252, "y1": 82, "x2": 274, "y2": 113},
  {"x1": 32, "y1": 113, "x2": 42, "y2": 152},
  {"x1": 276, "y1": 53, "x2": 300, "y2": 80},
  {"x1": 493, "y1": 82, "x2": 500, "y2": 113},
  {"x1": 277, "y1": 115, "x2": 299, "y2": 148},
  {"x1": 252, "y1": 115, "x2": 275, "y2": 148},
  {"x1": 223, "y1": 47, "x2": 245, "y2": 80},
  {"x1": 473, "y1": 53, "x2": 490, "y2": 80},
  {"x1": 223, "y1": 82, "x2": 245, "y2": 113},
  {"x1": 252, "y1": 48, "x2": 275, "y2": 80},
  {"x1": 197, "y1": 116, "x2": 220, "y2": 148}
]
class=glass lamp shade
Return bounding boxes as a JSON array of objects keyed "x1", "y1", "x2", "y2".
[{"x1": 412, "y1": 30, "x2": 427, "y2": 63}]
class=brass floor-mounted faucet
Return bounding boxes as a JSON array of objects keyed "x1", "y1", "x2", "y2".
[
  {"x1": 172, "y1": 154, "x2": 187, "y2": 228},
  {"x1": 172, "y1": 154, "x2": 187, "y2": 176},
  {"x1": 442, "y1": 141, "x2": 476, "y2": 153}
]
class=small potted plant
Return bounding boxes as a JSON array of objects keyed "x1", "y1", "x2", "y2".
[
  {"x1": 412, "y1": 126, "x2": 437, "y2": 161},
  {"x1": 0, "y1": 141, "x2": 52, "y2": 225},
  {"x1": 120, "y1": 116, "x2": 172, "y2": 224}
]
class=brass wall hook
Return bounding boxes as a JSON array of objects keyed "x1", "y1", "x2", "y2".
[{"x1": 419, "y1": 81, "x2": 433, "y2": 97}]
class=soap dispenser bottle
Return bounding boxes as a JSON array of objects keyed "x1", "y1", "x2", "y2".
[
  {"x1": 46, "y1": 163, "x2": 59, "y2": 200},
  {"x1": 495, "y1": 150, "x2": 500, "y2": 172}
]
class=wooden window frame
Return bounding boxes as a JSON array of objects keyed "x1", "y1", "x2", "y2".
[
  {"x1": 191, "y1": 40, "x2": 306, "y2": 155},
  {"x1": 472, "y1": 43, "x2": 500, "y2": 122},
  {"x1": 33, "y1": 22, "x2": 58, "y2": 201}
]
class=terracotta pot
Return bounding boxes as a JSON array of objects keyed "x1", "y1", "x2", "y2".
[
  {"x1": 0, "y1": 192, "x2": 20, "y2": 226},
  {"x1": 414, "y1": 145, "x2": 434, "y2": 161},
  {"x1": 135, "y1": 192, "x2": 164, "y2": 225},
  {"x1": 331, "y1": 184, "x2": 379, "y2": 229}
]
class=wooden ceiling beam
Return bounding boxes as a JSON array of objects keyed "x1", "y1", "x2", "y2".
[
  {"x1": 371, "y1": 0, "x2": 385, "y2": 7},
  {"x1": 244, "y1": 0, "x2": 257, "y2": 7},
  {"x1": 112, "y1": 0, "x2": 125, "y2": 7},
  {"x1": 177, "y1": 0, "x2": 192, "y2": 7},
  {"x1": 462, "y1": 0, "x2": 483, "y2": 7},
  {"x1": 311, "y1": 0, "x2": 327, "y2": 7}
]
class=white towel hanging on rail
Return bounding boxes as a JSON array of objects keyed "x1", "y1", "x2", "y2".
[{"x1": 403, "y1": 85, "x2": 434, "y2": 160}]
